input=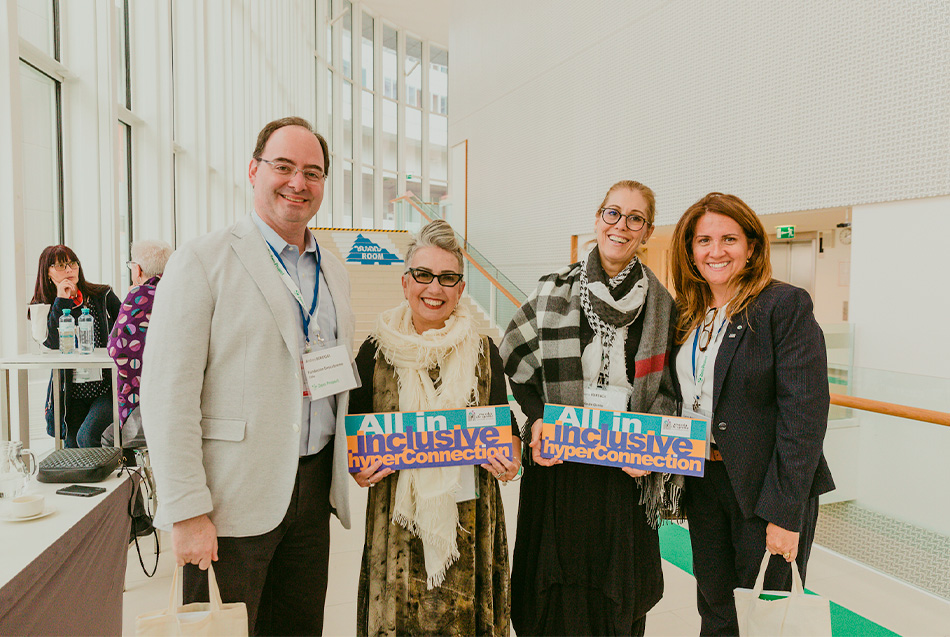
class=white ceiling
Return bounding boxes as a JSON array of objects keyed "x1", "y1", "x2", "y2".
[{"x1": 359, "y1": 0, "x2": 449, "y2": 46}]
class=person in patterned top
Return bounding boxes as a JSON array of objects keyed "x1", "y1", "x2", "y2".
[{"x1": 107, "y1": 240, "x2": 173, "y2": 442}]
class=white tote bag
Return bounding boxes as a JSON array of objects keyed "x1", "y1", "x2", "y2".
[
  {"x1": 734, "y1": 550, "x2": 831, "y2": 637},
  {"x1": 135, "y1": 565, "x2": 248, "y2": 636}
]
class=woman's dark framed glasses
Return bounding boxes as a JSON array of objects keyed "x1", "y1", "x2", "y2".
[
  {"x1": 600, "y1": 207, "x2": 648, "y2": 231},
  {"x1": 406, "y1": 267, "x2": 463, "y2": 287},
  {"x1": 50, "y1": 260, "x2": 79, "y2": 272}
]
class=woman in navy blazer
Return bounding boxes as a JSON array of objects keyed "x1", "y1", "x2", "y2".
[{"x1": 669, "y1": 193, "x2": 835, "y2": 635}]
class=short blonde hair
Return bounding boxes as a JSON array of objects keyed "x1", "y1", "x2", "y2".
[{"x1": 405, "y1": 219, "x2": 464, "y2": 272}]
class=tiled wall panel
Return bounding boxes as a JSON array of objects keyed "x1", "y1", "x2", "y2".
[{"x1": 450, "y1": 0, "x2": 950, "y2": 291}]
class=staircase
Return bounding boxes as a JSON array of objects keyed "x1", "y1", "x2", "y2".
[{"x1": 313, "y1": 228, "x2": 500, "y2": 349}]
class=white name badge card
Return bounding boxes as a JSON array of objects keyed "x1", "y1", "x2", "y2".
[
  {"x1": 302, "y1": 345, "x2": 358, "y2": 400},
  {"x1": 583, "y1": 385, "x2": 631, "y2": 411}
]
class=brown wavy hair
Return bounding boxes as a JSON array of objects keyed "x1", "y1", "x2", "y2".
[
  {"x1": 669, "y1": 193, "x2": 772, "y2": 344},
  {"x1": 29, "y1": 245, "x2": 111, "y2": 310}
]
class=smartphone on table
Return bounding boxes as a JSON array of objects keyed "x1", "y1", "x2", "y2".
[{"x1": 56, "y1": 485, "x2": 107, "y2": 497}]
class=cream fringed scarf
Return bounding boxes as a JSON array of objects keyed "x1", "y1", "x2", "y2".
[{"x1": 371, "y1": 301, "x2": 482, "y2": 588}]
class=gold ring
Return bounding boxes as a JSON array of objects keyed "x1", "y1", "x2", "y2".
[{"x1": 782, "y1": 552, "x2": 790, "y2": 559}]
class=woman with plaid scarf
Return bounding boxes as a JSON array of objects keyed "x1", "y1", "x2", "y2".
[{"x1": 501, "y1": 180, "x2": 681, "y2": 636}]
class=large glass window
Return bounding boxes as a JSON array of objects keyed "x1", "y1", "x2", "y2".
[
  {"x1": 341, "y1": 0, "x2": 353, "y2": 79},
  {"x1": 382, "y1": 171, "x2": 397, "y2": 222},
  {"x1": 429, "y1": 46, "x2": 448, "y2": 114},
  {"x1": 325, "y1": 68, "x2": 334, "y2": 147},
  {"x1": 361, "y1": 12, "x2": 373, "y2": 89},
  {"x1": 382, "y1": 98, "x2": 397, "y2": 172},
  {"x1": 342, "y1": 79, "x2": 353, "y2": 159},
  {"x1": 430, "y1": 181, "x2": 447, "y2": 204},
  {"x1": 317, "y1": 2, "x2": 448, "y2": 229},
  {"x1": 361, "y1": 90, "x2": 374, "y2": 164},
  {"x1": 361, "y1": 165, "x2": 374, "y2": 228},
  {"x1": 405, "y1": 37, "x2": 422, "y2": 108},
  {"x1": 382, "y1": 25, "x2": 398, "y2": 100},
  {"x1": 17, "y1": 0, "x2": 59, "y2": 59},
  {"x1": 406, "y1": 106, "x2": 422, "y2": 177},
  {"x1": 428, "y1": 113, "x2": 447, "y2": 182},
  {"x1": 342, "y1": 161, "x2": 353, "y2": 227},
  {"x1": 18, "y1": 62, "x2": 63, "y2": 258}
]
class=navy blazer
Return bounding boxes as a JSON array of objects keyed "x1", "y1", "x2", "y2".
[{"x1": 685, "y1": 281, "x2": 835, "y2": 532}]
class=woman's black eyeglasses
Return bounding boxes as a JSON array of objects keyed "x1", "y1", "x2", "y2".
[
  {"x1": 600, "y1": 208, "x2": 648, "y2": 231},
  {"x1": 406, "y1": 268, "x2": 463, "y2": 287}
]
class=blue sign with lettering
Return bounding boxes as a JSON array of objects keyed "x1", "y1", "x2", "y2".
[{"x1": 346, "y1": 234, "x2": 403, "y2": 265}]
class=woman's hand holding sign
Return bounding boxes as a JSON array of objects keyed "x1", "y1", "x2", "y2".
[
  {"x1": 481, "y1": 437, "x2": 522, "y2": 482},
  {"x1": 351, "y1": 456, "x2": 393, "y2": 488},
  {"x1": 529, "y1": 419, "x2": 562, "y2": 467}
]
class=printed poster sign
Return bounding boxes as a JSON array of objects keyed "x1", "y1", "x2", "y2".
[
  {"x1": 540, "y1": 403, "x2": 710, "y2": 476},
  {"x1": 346, "y1": 405, "x2": 513, "y2": 472},
  {"x1": 345, "y1": 234, "x2": 403, "y2": 265}
]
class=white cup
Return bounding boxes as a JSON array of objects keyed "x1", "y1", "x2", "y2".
[{"x1": 11, "y1": 494, "x2": 44, "y2": 518}]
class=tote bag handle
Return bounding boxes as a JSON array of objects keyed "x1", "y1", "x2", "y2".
[{"x1": 750, "y1": 550, "x2": 805, "y2": 598}]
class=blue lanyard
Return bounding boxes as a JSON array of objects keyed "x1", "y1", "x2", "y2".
[{"x1": 265, "y1": 242, "x2": 322, "y2": 345}]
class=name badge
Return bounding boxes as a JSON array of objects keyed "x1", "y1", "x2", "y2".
[
  {"x1": 583, "y1": 385, "x2": 631, "y2": 411},
  {"x1": 73, "y1": 367, "x2": 103, "y2": 383},
  {"x1": 302, "y1": 345, "x2": 358, "y2": 401}
]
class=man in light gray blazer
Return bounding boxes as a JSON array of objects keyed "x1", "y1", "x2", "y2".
[{"x1": 141, "y1": 117, "x2": 354, "y2": 636}]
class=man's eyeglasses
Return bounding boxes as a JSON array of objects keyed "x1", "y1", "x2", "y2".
[
  {"x1": 257, "y1": 158, "x2": 327, "y2": 183},
  {"x1": 50, "y1": 261, "x2": 79, "y2": 272},
  {"x1": 406, "y1": 268, "x2": 463, "y2": 287},
  {"x1": 600, "y1": 208, "x2": 648, "y2": 231}
]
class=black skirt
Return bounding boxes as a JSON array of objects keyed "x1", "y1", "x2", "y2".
[{"x1": 510, "y1": 460, "x2": 663, "y2": 636}]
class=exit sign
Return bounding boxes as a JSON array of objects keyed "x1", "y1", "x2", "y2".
[{"x1": 776, "y1": 225, "x2": 795, "y2": 239}]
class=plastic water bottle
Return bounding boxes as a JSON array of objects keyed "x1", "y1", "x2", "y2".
[
  {"x1": 58, "y1": 309, "x2": 76, "y2": 354},
  {"x1": 78, "y1": 308, "x2": 95, "y2": 354}
]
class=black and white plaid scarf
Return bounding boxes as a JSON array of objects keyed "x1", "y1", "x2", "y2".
[
  {"x1": 501, "y1": 253, "x2": 683, "y2": 525},
  {"x1": 579, "y1": 248, "x2": 648, "y2": 386}
]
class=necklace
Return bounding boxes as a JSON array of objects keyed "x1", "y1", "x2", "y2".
[{"x1": 691, "y1": 307, "x2": 728, "y2": 412}]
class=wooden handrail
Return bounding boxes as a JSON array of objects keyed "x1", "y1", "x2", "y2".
[
  {"x1": 830, "y1": 394, "x2": 950, "y2": 427},
  {"x1": 393, "y1": 195, "x2": 523, "y2": 307}
]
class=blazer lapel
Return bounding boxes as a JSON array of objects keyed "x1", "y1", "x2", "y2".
[
  {"x1": 230, "y1": 217, "x2": 300, "y2": 357},
  {"x1": 712, "y1": 313, "x2": 749, "y2": 410}
]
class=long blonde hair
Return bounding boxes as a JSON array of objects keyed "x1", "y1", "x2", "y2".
[{"x1": 669, "y1": 193, "x2": 772, "y2": 345}]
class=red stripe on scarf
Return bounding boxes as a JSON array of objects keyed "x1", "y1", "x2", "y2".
[{"x1": 634, "y1": 352, "x2": 668, "y2": 378}]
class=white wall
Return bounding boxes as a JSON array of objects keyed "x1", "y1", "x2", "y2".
[
  {"x1": 848, "y1": 196, "x2": 950, "y2": 534},
  {"x1": 449, "y1": 0, "x2": 950, "y2": 293}
]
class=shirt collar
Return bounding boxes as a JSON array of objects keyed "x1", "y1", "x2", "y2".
[{"x1": 251, "y1": 212, "x2": 317, "y2": 255}]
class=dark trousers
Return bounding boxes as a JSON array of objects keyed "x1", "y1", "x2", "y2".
[
  {"x1": 65, "y1": 393, "x2": 113, "y2": 448},
  {"x1": 684, "y1": 461, "x2": 819, "y2": 636},
  {"x1": 184, "y1": 442, "x2": 334, "y2": 636}
]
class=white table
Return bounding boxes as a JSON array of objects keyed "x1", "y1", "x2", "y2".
[
  {"x1": 0, "y1": 471, "x2": 136, "y2": 635},
  {"x1": 0, "y1": 349, "x2": 119, "y2": 449}
]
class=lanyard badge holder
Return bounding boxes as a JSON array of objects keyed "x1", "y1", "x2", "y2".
[{"x1": 265, "y1": 241, "x2": 358, "y2": 401}]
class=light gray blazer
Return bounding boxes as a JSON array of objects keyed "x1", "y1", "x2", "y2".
[{"x1": 141, "y1": 215, "x2": 355, "y2": 536}]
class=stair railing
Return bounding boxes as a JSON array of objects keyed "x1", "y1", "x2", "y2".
[{"x1": 391, "y1": 193, "x2": 527, "y2": 331}]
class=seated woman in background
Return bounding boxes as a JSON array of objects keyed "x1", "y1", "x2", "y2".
[
  {"x1": 105, "y1": 239, "x2": 174, "y2": 447},
  {"x1": 348, "y1": 219, "x2": 520, "y2": 636},
  {"x1": 668, "y1": 192, "x2": 834, "y2": 635},
  {"x1": 30, "y1": 245, "x2": 121, "y2": 448}
]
